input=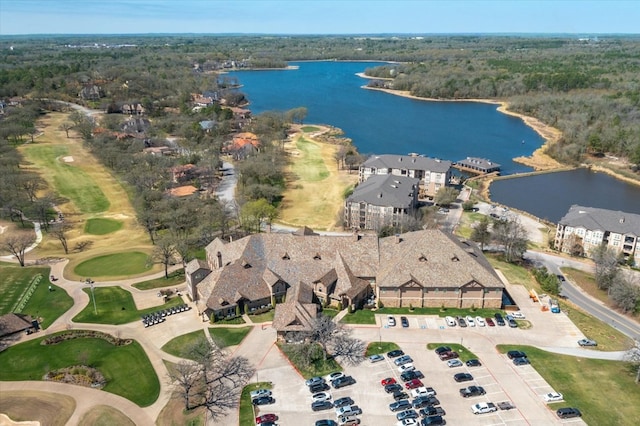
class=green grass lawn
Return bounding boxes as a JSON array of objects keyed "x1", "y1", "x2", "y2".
[
  {"x1": 365, "y1": 342, "x2": 400, "y2": 356},
  {"x1": 340, "y1": 309, "x2": 376, "y2": 324},
  {"x1": 426, "y1": 343, "x2": 478, "y2": 362},
  {"x1": 248, "y1": 310, "x2": 274, "y2": 323},
  {"x1": 486, "y1": 254, "x2": 537, "y2": 287},
  {"x1": 72, "y1": 286, "x2": 184, "y2": 325},
  {"x1": 321, "y1": 308, "x2": 339, "y2": 318},
  {"x1": 0, "y1": 264, "x2": 73, "y2": 328},
  {"x1": 0, "y1": 334, "x2": 159, "y2": 407},
  {"x1": 209, "y1": 327, "x2": 252, "y2": 348},
  {"x1": 132, "y1": 269, "x2": 185, "y2": 290},
  {"x1": 161, "y1": 329, "x2": 207, "y2": 359},
  {"x1": 84, "y1": 218, "x2": 123, "y2": 235},
  {"x1": 301, "y1": 126, "x2": 321, "y2": 133},
  {"x1": 293, "y1": 137, "x2": 329, "y2": 182},
  {"x1": 239, "y1": 382, "x2": 273, "y2": 426},
  {"x1": 74, "y1": 251, "x2": 151, "y2": 277},
  {"x1": 213, "y1": 316, "x2": 246, "y2": 325},
  {"x1": 278, "y1": 343, "x2": 342, "y2": 379},
  {"x1": 497, "y1": 345, "x2": 640, "y2": 425},
  {"x1": 22, "y1": 144, "x2": 110, "y2": 213}
]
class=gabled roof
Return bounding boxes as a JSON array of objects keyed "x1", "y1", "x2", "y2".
[
  {"x1": 185, "y1": 258, "x2": 209, "y2": 275},
  {"x1": 0, "y1": 313, "x2": 33, "y2": 337},
  {"x1": 559, "y1": 205, "x2": 640, "y2": 236},
  {"x1": 272, "y1": 282, "x2": 318, "y2": 331},
  {"x1": 362, "y1": 154, "x2": 452, "y2": 173},
  {"x1": 347, "y1": 174, "x2": 419, "y2": 208}
]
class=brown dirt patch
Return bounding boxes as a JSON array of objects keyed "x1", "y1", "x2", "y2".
[
  {"x1": 0, "y1": 390, "x2": 75, "y2": 426},
  {"x1": 77, "y1": 405, "x2": 135, "y2": 426},
  {"x1": 155, "y1": 397, "x2": 204, "y2": 426}
]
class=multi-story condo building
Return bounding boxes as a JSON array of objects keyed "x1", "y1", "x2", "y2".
[{"x1": 555, "y1": 205, "x2": 640, "y2": 265}]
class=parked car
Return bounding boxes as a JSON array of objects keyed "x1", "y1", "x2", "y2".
[
  {"x1": 382, "y1": 377, "x2": 397, "y2": 386},
  {"x1": 312, "y1": 391, "x2": 332, "y2": 403},
  {"x1": 439, "y1": 351, "x2": 459, "y2": 361},
  {"x1": 386, "y1": 383, "x2": 403, "y2": 394},
  {"x1": 315, "y1": 420, "x2": 337, "y2": 426},
  {"x1": 388, "y1": 315, "x2": 397, "y2": 327},
  {"x1": 456, "y1": 316, "x2": 467, "y2": 327},
  {"x1": 475, "y1": 316, "x2": 486, "y2": 326},
  {"x1": 332, "y1": 376, "x2": 356, "y2": 389},
  {"x1": 252, "y1": 396, "x2": 275, "y2": 405},
  {"x1": 397, "y1": 419, "x2": 418, "y2": 426},
  {"x1": 412, "y1": 396, "x2": 439, "y2": 409},
  {"x1": 507, "y1": 350, "x2": 527, "y2": 359},
  {"x1": 396, "y1": 409, "x2": 419, "y2": 421},
  {"x1": 445, "y1": 316, "x2": 456, "y2": 327},
  {"x1": 507, "y1": 318, "x2": 518, "y2": 328},
  {"x1": 421, "y1": 415, "x2": 445, "y2": 425},
  {"x1": 494, "y1": 313, "x2": 505, "y2": 326},
  {"x1": 471, "y1": 402, "x2": 497, "y2": 414},
  {"x1": 485, "y1": 317, "x2": 495, "y2": 326},
  {"x1": 387, "y1": 349, "x2": 405, "y2": 358},
  {"x1": 401, "y1": 316, "x2": 409, "y2": 327},
  {"x1": 256, "y1": 414, "x2": 278, "y2": 424},
  {"x1": 338, "y1": 416, "x2": 360, "y2": 426},
  {"x1": 334, "y1": 396, "x2": 354, "y2": 408},
  {"x1": 459, "y1": 385, "x2": 485, "y2": 398},
  {"x1": 557, "y1": 274, "x2": 566, "y2": 282},
  {"x1": 390, "y1": 399, "x2": 412, "y2": 412},
  {"x1": 434, "y1": 346, "x2": 452, "y2": 355},
  {"x1": 401, "y1": 370, "x2": 424, "y2": 381},
  {"x1": 465, "y1": 315, "x2": 476, "y2": 327},
  {"x1": 556, "y1": 407, "x2": 582, "y2": 419},
  {"x1": 510, "y1": 311, "x2": 525, "y2": 319},
  {"x1": 394, "y1": 355, "x2": 413, "y2": 366},
  {"x1": 497, "y1": 401, "x2": 515, "y2": 411},
  {"x1": 306, "y1": 376, "x2": 326, "y2": 387},
  {"x1": 398, "y1": 363, "x2": 416, "y2": 373},
  {"x1": 465, "y1": 359, "x2": 482, "y2": 367},
  {"x1": 419, "y1": 406, "x2": 446, "y2": 417},
  {"x1": 335, "y1": 405, "x2": 362, "y2": 417},
  {"x1": 325, "y1": 372, "x2": 345, "y2": 382},
  {"x1": 578, "y1": 338, "x2": 597, "y2": 347},
  {"x1": 392, "y1": 391, "x2": 410, "y2": 401},
  {"x1": 309, "y1": 382, "x2": 331, "y2": 393},
  {"x1": 312, "y1": 400, "x2": 334, "y2": 411},
  {"x1": 410, "y1": 386, "x2": 436, "y2": 398},
  {"x1": 543, "y1": 392, "x2": 564, "y2": 402},
  {"x1": 250, "y1": 388, "x2": 272, "y2": 399},
  {"x1": 447, "y1": 359, "x2": 463, "y2": 368},
  {"x1": 404, "y1": 379, "x2": 424, "y2": 389},
  {"x1": 369, "y1": 353, "x2": 385, "y2": 363},
  {"x1": 513, "y1": 357, "x2": 530, "y2": 366},
  {"x1": 454, "y1": 373, "x2": 473, "y2": 382}
]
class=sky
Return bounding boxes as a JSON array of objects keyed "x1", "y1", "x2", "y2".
[{"x1": 0, "y1": 0, "x2": 638, "y2": 36}]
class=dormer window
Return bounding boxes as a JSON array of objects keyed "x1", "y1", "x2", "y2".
[
  {"x1": 451, "y1": 255, "x2": 460, "y2": 262},
  {"x1": 282, "y1": 253, "x2": 290, "y2": 260},
  {"x1": 242, "y1": 260, "x2": 251, "y2": 268},
  {"x1": 418, "y1": 254, "x2": 427, "y2": 262},
  {"x1": 313, "y1": 253, "x2": 321, "y2": 260}
]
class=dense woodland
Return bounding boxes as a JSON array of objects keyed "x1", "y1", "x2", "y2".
[{"x1": 1, "y1": 34, "x2": 639, "y2": 259}]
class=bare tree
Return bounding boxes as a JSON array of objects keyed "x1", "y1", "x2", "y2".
[
  {"x1": 290, "y1": 314, "x2": 366, "y2": 363},
  {"x1": 1, "y1": 232, "x2": 35, "y2": 266},
  {"x1": 608, "y1": 276, "x2": 640, "y2": 313},
  {"x1": 50, "y1": 221, "x2": 74, "y2": 254},
  {"x1": 470, "y1": 216, "x2": 491, "y2": 251},
  {"x1": 59, "y1": 122, "x2": 74, "y2": 138},
  {"x1": 592, "y1": 244, "x2": 620, "y2": 291},
  {"x1": 151, "y1": 236, "x2": 178, "y2": 278},
  {"x1": 623, "y1": 340, "x2": 640, "y2": 384},
  {"x1": 168, "y1": 336, "x2": 255, "y2": 420},
  {"x1": 332, "y1": 334, "x2": 366, "y2": 366},
  {"x1": 492, "y1": 216, "x2": 528, "y2": 263}
]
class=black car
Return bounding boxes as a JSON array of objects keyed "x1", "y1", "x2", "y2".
[
  {"x1": 387, "y1": 349, "x2": 405, "y2": 358},
  {"x1": 459, "y1": 385, "x2": 485, "y2": 398},
  {"x1": 315, "y1": 420, "x2": 338, "y2": 426},
  {"x1": 312, "y1": 400, "x2": 334, "y2": 411},
  {"x1": 433, "y1": 346, "x2": 452, "y2": 355},
  {"x1": 454, "y1": 373, "x2": 473, "y2": 382},
  {"x1": 396, "y1": 409, "x2": 419, "y2": 421},
  {"x1": 419, "y1": 406, "x2": 446, "y2": 417},
  {"x1": 456, "y1": 316, "x2": 467, "y2": 327},
  {"x1": 513, "y1": 357, "x2": 530, "y2": 366},
  {"x1": 401, "y1": 370, "x2": 425, "y2": 381},
  {"x1": 401, "y1": 316, "x2": 409, "y2": 327},
  {"x1": 333, "y1": 396, "x2": 354, "y2": 408},
  {"x1": 392, "y1": 391, "x2": 410, "y2": 401},
  {"x1": 389, "y1": 399, "x2": 412, "y2": 412},
  {"x1": 385, "y1": 383, "x2": 403, "y2": 393},
  {"x1": 309, "y1": 382, "x2": 331, "y2": 393},
  {"x1": 494, "y1": 313, "x2": 506, "y2": 326},
  {"x1": 412, "y1": 396, "x2": 440, "y2": 409},
  {"x1": 507, "y1": 350, "x2": 527, "y2": 359},
  {"x1": 556, "y1": 407, "x2": 582, "y2": 419},
  {"x1": 252, "y1": 396, "x2": 275, "y2": 405},
  {"x1": 421, "y1": 415, "x2": 445, "y2": 425},
  {"x1": 465, "y1": 359, "x2": 482, "y2": 367},
  {"x1": 332, "y1": 375, "x2": 356, "y2": 388}
]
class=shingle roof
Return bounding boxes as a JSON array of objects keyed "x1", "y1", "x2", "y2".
[
  {"x1": 0, "y1": 313, "x2": 33, "y2": 337},
  {"x1": 272, "y1": 282, "x2": 318, "y2": 331},
  {"x1": 363, "y1": 154, "x2": 452, "y2": 173},
  {"x1": 347, "y1": 174, "x2": 418, "y2": 208},
  {"x1": 559, "y1": 205, "x2": 640, "y2": 236},
  {"x1": 185, "y1": 259, "x2": 209, "y2": 275}
]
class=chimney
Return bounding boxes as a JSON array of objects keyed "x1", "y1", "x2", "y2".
[
  {"x1": 216, "y1": 251, "x2": 222, "y2": 268},
  {"x1": 394, "y1": 234, "x2": 401, "y2": 244}
]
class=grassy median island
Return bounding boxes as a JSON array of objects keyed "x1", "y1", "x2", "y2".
[
  {"x1": 0, "y1": 332, "x2": 160, "y2": 407},
  {"x1": 365, "y1": 341, "x2": 400, "y2": 356},
  {"x1": 278, "y1": 343, "x2": 342, "y2": 379},
  {"x1": 426, "y1": 343, "x2": 478, "y2": 362},
  {"x1": 74, "y1": 251, "x2": 151, "y2": 277},
  {"x1": 497, "y1": 344, "x2": 640, "y2": 425},
  {"x1": 240, "y1": 382, "x2": 274, "y2": 426},
  {"x1": 84, "y1": 217, "x2": 123, "y2": 235}
]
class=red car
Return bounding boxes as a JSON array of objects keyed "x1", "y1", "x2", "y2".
[
  {"x1": 381, "y1": 377, "x2": 397, "y2": 386},
  {"x1": 405, "y1": 379, "x2": 424, "y2": 389},
  {"x1": 255, "y1": 414, "x2": 278, "y2": 424},
  {"x1": 485, "y1": 317, "x2": 495, "y2": 326},
  {"x1": 439, "y1": 351, "x2": 459, "y2": 361}
]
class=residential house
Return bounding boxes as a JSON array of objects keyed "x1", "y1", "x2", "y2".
[
  {"x1": 185, "y1": 229, "x2": 504, "y2": 337},
  {"x1": 359, "y1": 154, "x2": 452, "y2": 198},
  {"x1": 78, "y1": 84, "x2": 103, "y2": 101},
  {"x1": 171, "y1": 164, "x2": 197, "y2": 184},
  {"x1": 199, "y1": 120, "x2": 216, "y2": 132},
  {"x1": 122, "y1": 103, "x2": 146, "y2": 115},
  {"x1": 225, "y1": 132, "x2": 260, "y2": 159},
  {"x1": 555, "y1": 205, "x2": 640, "y2": 264},
  {"x1": 344, "y1": 174, "x2": 420, "y2": 230},
  {"x1": 454, "y1": 157, "x2": 501, "y2": 175},
  {"x1": 167, "y1": 185, "x2": 198, "y2": 197}
]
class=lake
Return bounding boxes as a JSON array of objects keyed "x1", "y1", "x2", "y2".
[{"x1": 229, "y1": 61, "x2": 640, "y2": 221}]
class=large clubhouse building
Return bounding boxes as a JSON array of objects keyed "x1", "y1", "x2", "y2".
[
  {"x1": 555, "y1": 205, "x2": 640, "y2": 264},
  {"x1": 185, "y1": 229, "x2": 505, "y2": 328}
]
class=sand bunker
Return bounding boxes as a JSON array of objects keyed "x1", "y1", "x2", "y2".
[
  {"x1": 0, "y1": 414, "x2": 40, "y2": 426},
  {"x1": 62, "y1": 156, "x2": 74, "y2": 163}
]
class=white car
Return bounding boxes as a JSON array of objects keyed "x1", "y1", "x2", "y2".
[
  {"x1": 445, "y1": 316, "x2": 456, "y2": 327},
  {"x1": 312, "y1": 391, "x2": 332, "y2": 402},
  {"x1": 411, "y1": 386, "x2": 436, "y2": 398},
  {"x1": 325, "y1": 372, "x2": 345, "y2": 382},
  {"x1": 465, "y1": 315, "x2": 476, "y2": 327},
  {"x1": 250, "y1": 388, "x2": 272, "y2": 399},
  {"x1": 475, "y1": 316, "x2": 486, "y2": 327},
  {"x1": 471, "y1": 402, "x2": 498, "y2": 414},
  {"x1": 387, "y1": 315, "x2": 396, "y2": 326},
  {"x1": 398, "y1": 363, "x2": 415, "y2": 373},
  {"x1": 397, "y1": 419, "x2": 418, "y2": 426},
  {"x1": 543, "y1": 392, "x2": 564, "y2": 402},
  {"x1": 510, "y1": 311, "x2": 526, "y2": 319},
  {"x1": 447, "y1": 359, "x2": 463, "y2": 368}
]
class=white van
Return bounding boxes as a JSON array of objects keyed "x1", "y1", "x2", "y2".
[
  {"x1": 338, "y1": 415, "x2": 360, "y2": 425},
  {"x1": 445, "y1": 316, "x2": 456, "y2": 327}
]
